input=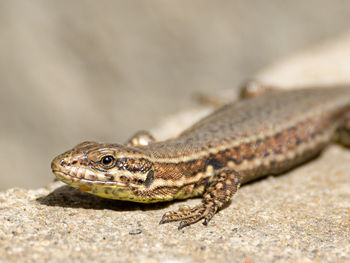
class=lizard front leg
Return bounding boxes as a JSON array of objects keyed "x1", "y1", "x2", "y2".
[
  {"x1": 125, "y1": 130, "x2": 156, "y2": 147},
  {"x1": 160, "y1": 169, "x2": 241, "y2": 229},
  {"x1": 240, "y1": 80, "x2": 282, "y2": 99}
]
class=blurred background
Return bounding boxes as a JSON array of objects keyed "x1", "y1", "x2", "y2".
[{"x1": 1, "y1": 1, "x2": 350, "y2": 189}]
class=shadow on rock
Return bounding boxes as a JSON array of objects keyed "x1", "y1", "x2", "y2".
[{"x1": 37, "y1": 185, "x2": 171, "y2": 212}]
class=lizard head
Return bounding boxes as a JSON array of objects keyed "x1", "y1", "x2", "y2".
[{"x1": 51, "y1": 141, "x2": 157, "y2": 202}]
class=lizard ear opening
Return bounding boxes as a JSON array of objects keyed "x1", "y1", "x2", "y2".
[{"x1": 144, "y1": 170, "x2": 154, "y2": 187}]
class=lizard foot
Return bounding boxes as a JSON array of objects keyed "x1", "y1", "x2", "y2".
[
  {"x1": 160, "y1": 169, "x2": 241, "y2": 229},
  {"x1": 159, "y1": 203, "x2": 218, "y2": 229}
]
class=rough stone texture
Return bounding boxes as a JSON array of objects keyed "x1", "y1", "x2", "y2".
[{"x1": 1, "y1": 30, "x2": 350, "y2": 263}]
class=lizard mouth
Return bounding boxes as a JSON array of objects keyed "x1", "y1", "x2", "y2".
[
  {"x1": 52, "y1": 169, "x2": 136, "y2": 201},
  {"x1": 51, "y1": 155, "x2": 127, "y2": 187},
  {"x1": 52, "y1": 170, "x2": 127, "y2": 187}
]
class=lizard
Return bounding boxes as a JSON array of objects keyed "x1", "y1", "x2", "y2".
[{"x1": 51, "y1": 81, "x2": 350, "y2": 229}]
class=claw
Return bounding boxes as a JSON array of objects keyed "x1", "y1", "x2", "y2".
[
  {"x1": 178, "y1": 221, "x2": 186, "y2": 230},
  {"x1": 203, "y1": 216, "x2": 212, "y2": 226}
]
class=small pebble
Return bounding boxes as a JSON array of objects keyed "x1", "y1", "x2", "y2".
[{"x1": 129, "y1": 229, "x2": 142, "y2": 235}]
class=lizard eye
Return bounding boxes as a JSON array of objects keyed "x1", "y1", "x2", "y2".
[{"x1": 101, "y1": 155, "x2": 115, "y2": 166}]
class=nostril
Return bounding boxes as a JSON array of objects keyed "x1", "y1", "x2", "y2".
[
  {"x1": 60, "y1": 160, "x2": 67, "y2": 167},
  {"x1": 120, "y1": 175, "x2": 129, "y2": 183}
]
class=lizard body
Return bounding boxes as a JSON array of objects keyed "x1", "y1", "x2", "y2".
[{"x1": 51, "y1": 83, "x2": 350, "y2": 229}]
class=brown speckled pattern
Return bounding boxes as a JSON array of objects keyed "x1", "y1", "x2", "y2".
[{"x1": 145, "y1": 87, "x2": 350, "y2": 159}]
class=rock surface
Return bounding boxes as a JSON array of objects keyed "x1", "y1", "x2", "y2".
[
  {"x1": 1, "y1": 33, "x2": 350, "y2": 263},
  {"x1": 0, "y1": 146, "x2": 349, "y2": 262}
]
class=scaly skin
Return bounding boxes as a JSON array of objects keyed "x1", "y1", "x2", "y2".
[{"x1": 51, "y1": 83, "x2": 350, "y2": 229}]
